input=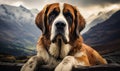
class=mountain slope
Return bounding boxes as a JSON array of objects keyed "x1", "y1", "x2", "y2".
[
  {"x1": 82, "y1": 10, "x2": 120, "y2": 53},
  {"x1": 81, "y1": 9, "x2": 119, "y2": 34},
  {"x1": 0, "y1": 4, "x2": 40, "y2": 56}
]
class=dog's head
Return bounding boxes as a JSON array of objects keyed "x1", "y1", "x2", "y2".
[{"x1": 35, "y1": 3, "x2": 85, "y2": 44}]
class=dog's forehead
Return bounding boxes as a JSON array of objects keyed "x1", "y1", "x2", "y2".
[
  {"x1": 46, "y1": 3, "x2": 59, "y2": 16},
  {"x1": 50, "y1": 3, "x2": 59, "y2": 9},
  {"x1": 48, "y1": 3, "x2": 63, "y2": 10},
  {"x1": 59, "y1": 3, "x2": 64, "y2": 12},
  {"x1": 47, "y1": 3, "x2": 74, "y2": 13},
  {"x1": 60, "y1": 3, "x2": 75, "y2": 13},
  {"x1": 64, "y1": 3, "x2": 75, "y2": 17},
  {"x1": 61, "y1": 3, "x2": 75, "y2": 19}
]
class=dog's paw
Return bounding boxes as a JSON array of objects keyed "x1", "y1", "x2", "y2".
[
  {"x1": 55, "y1": 56, "x2": 75, "y2": 71},
  {"x1": 21, "y1": 56, "x2": 39, "y2": 71}
]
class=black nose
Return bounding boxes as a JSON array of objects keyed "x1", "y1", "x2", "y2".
[{"x1": 55, "y1": 21, "x2": 66, "y2": 29}]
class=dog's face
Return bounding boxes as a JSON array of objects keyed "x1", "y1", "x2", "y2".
[{"x1": 36, "y1": 3, "x2": 85, "y2": 44}]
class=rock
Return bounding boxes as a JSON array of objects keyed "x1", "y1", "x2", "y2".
[{"x1": 0, "y1": 62, "x2": 120, "y2": 71}]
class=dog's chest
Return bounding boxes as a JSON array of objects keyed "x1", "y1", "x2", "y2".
[{"x1": 49, "y1": 43, "x2": 71, "y2": 59}]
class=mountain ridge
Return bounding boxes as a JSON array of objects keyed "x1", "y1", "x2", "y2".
[
  {"x1": 0, "y1": 4, "x2": 40, "y2": 56},
  {"x1": 82, "y1": 10, "x2": 120, "y2": 53},
  {"x1": 81, "y1": 9, "x2": 119, "y2": 34}
]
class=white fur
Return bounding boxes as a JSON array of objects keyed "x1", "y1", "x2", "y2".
[
  {"x1": 37, "y1": 45, "x2": 50, "y2": 62},
  {"x1": 74, "y1": 52, "x2": 84, "y2": 57},
  {"x1": 49, "y1": 43, "x2": 59, "y2": 57},
  {"x1": 20, "y1": 56, "x2": 39, "y2": 71},
  {"x1": 55, "y1": 55, "x2": 86, "y2": 71},
  {"x1": 60, "y1": 43, "x2": 71, "y2": 58},
  {"x1": 50, "y1": 3, "x2": 69, "y2": 42},
  {"x1": 55, "y1": 56, "x2": 77, "y2": 71},
  {"x1": 49, "y1": 42, "x2": 71, "y2": 59}
]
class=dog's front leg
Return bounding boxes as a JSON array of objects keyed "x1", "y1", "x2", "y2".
[
  {"x1": 21, "y1": 55, "x2": 42, "y2": 71},
  {"x1": 55, "y1": 54, "x2": 90, "y2": 71},
  {"x1": 55, "y1": 56, "x2": 77, "y2": 71}
]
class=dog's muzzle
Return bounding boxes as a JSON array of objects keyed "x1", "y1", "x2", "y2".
[{"x1": 52, "y1": 21, "x2": 68, "y2": 43}]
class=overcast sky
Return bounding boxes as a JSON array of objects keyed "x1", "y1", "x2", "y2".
[{"x1": 0, "y1": 0, "x2": 120, "y2": 18}]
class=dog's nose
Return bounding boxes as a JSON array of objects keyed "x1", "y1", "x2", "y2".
[{"x1": 55, "y1": 21, "x2": 66, "y2": 29}]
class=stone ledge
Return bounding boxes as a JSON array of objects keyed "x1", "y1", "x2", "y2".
[{"x1": 0, "y1": 62, "x2": 120, "y2": 71}]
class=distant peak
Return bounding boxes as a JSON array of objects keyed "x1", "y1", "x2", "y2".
[{"x1": 19, "y1": 5, "x2": 26, "y2": 9}]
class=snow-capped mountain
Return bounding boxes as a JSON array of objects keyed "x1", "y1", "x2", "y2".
[
  {"x1": 0, "y1": 4, "x2": 41, "y2": 56},
  {"x1": 81, "y1": 9, "x2": 119, "y2": 34},
  {"x1": 82, "y1": 10, "x2": 120, "y2": 53}
]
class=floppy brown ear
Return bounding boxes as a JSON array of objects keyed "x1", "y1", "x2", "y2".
[
  {"x1": 35, "y1": 4, "x2": 49, "y2": 34},
  {"x1": 74, "y1": 7, "x2": 86, "y2": 37}
]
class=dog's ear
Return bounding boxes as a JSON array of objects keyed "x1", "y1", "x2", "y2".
[
  {"x1": 74, "y1": 7, "x2": 86, "y2": 37},
  {"x1": 35, "y1": 4, "x2": 49, "y2": 34}
]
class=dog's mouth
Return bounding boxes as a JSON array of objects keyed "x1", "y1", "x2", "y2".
[{"x1": 51, "y1": 32, "x2": 68, "y2": 44}]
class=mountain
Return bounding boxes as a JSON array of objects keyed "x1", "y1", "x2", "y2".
[
  {"x1": 81, "y1": 9, "x2": 119, "y2": 34},
  {"x1": 82, "y1": 10, "x2": 120, "y2": 53},
  {"x1": 0, "y1": 4, "x2": 41, "y2": 56}
]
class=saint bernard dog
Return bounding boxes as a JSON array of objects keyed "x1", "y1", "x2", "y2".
[{"x1": 21, "y1": 3, "x2": 107, "y2": 71}]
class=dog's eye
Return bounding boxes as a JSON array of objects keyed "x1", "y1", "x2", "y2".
[
  {"x1": 48, "y1": 10, "x2": 59, "y2": 24},
  {"x1": 49, "y1": 14, "x2": 55, "y2": 23},
  {"x1": 64, "y1": 12, "x2": 73, "y2": 25}
]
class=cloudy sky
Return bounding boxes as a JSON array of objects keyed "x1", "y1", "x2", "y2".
[{"x1": 0, "y1": 0, "x2": 120, "y2": 18}]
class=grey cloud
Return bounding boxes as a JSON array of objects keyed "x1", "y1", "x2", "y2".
[
  {"x1": 73, "y1": 0, "x2": 120, "y2": 7},
  {"x1": 22, "y1": 0, "x2": 120, "y2": 8},
  {"x1": 0, "y1": 0, "x2": 120, "y2": 9}
]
